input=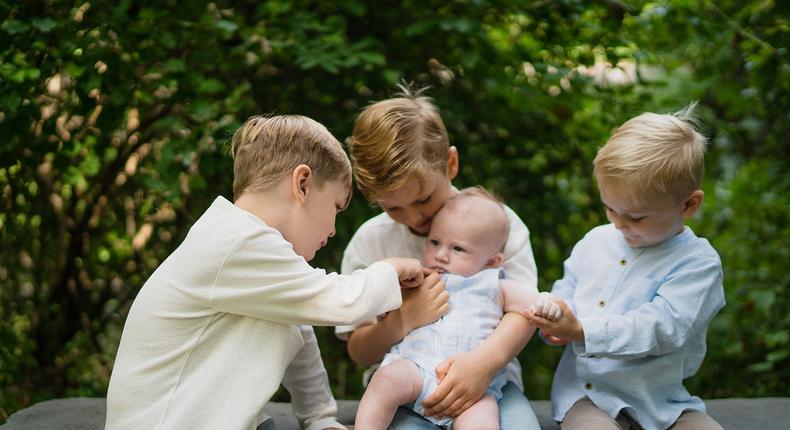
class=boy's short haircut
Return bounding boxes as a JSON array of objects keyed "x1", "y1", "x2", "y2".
[
  {"x1": 444, "y1": 186, "x2": 510, "y2": 252},
  {"x1": 593, "y1": 103, "x2": 707, "y2": 207},
  {"x1": 348, "y1": 84, "x2": 450, "y2": 202},
  {"x1": 231, "y1": 115, "x2": 351, "y2": 200}
]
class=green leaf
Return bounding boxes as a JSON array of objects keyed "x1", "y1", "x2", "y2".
[
  {"x1": 80, "y1": 152, "x2": 101, "y2": 177},
  {"x1": 164, "y1": 59, "x2": 187, "y2": 73},
  {"x1": 32, "y1": 18, "x2": 58, "y2": 32},
  {"x1": 1, "y1": 19, "x2": 28, "y2": 34},
  {"x1": 196, "y1": 78, "x2": 226, "y2": 95},
  {"x1": 215, "y1": 19, "x2": 238, "y2": 34}
]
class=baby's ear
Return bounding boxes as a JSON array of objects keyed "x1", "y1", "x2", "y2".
[{"x1": 485, "y1": 252, "x2": 504, "y2": 268}]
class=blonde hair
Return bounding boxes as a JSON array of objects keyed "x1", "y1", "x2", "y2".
[
  {"x1": 348, "y1": 84, "x2": 450, "y2": 201},
  {"x1": 593, "y1": 103, "x2": 707, "y2": 207},
  {"x1": 443, "y1": 186, "x2": 510, "y2": 252},
  {"x1": 230, "y1": 115, "x2": 351, "y2": 199}
]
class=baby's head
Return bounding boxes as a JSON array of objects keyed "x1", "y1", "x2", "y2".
[
  {"x1": 594, "y1": 104, "x2": 707, "y2": 247},
  {"x1": 423, "y1": 187, "x2": 510, "y2": 277},
  {"x1": 348, "y1": 85, "x2": 458, "y2": 235}
]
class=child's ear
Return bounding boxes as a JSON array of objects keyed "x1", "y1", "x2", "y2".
[
  {"x1": 291, "y1": 164, "x2": 312, "y2": 204},
  {"x1": 447, "y1": 146, "x2": 459, "y2": 181},
  {"x1": 681, "y1": 190, "x2": 704, "y2": 218},
  {"x1": 485, "y1": 252, "x2": 504, "y2": 269}
]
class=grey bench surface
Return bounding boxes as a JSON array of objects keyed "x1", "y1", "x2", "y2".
[{"x1": 2, "y1": 397, "x2": 789, "y2": 429}]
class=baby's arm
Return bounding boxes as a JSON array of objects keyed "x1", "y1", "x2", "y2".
[{"x1": 500, "y1": 279, "x2": 560, "y2": 320}]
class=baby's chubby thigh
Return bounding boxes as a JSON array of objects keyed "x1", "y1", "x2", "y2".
[{"x1": 367, "y1": 358, "x2": 424, "y2": 406}]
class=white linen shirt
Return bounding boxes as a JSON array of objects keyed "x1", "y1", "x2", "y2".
[
  {"x1": 335, "y1": 203, "x2": 538, "y2": 389},
  {"x1": 106, "y1": 196, "x2": 402, "y2": 430},
  {"x1": 549, "y1": 224, "x2": 725, "y2": 430}
]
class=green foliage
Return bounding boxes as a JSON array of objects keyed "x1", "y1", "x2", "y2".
[{"x1": 1, "y1": 0, "x2": 788, "y2": 420}]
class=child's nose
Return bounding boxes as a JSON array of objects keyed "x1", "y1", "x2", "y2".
[
  {"x1": 405, "y1": 209, "x2": 423, "y2": 226},
  {"x1": 611, "y1": 214, "x2": 627, "y2": 230},
  {"x1": 435, "y1": 248, "x2": 450, "y2": 262}
]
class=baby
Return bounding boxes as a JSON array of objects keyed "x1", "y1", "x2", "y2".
[{"x1": 356, "y1": 187, "x2": 560, "y2": 429}]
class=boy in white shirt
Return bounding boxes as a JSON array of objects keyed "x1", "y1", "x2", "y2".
[
  {"x1": 337, "y1": 86, "x2": 543, "y2": 429},
  {"x1": 356, "y1": 188, "x2": 561, "y2": 430},
  {"x1": 105, "y1": 115, "x2": 425, "y2": 430},
  {"x1": 525, "y1": 105, "x2": 725, "y2": 430}
]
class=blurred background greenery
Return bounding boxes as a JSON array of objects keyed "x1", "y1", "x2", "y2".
[{"x1": 1, "y1": 0, "x2": 788, "y2": 422}]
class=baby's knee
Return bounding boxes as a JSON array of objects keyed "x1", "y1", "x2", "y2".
[{"x1": 369, "y1": 360, "x2": 421, "y2": 398}]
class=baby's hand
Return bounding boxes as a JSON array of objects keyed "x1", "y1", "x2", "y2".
[{"x1": 529, "y1": 292, "x2": 562, "y2": 321}]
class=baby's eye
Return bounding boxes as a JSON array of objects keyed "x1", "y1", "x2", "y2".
[
  {"x1": 629, "y1": 216, "x2": 646, "y2": 222},
  {"x1": 453, "y1": 246, "x2": 466, "y2": 253},
  {"x1": 429, "y1": 239, "x2": 440, "y2": 246}
]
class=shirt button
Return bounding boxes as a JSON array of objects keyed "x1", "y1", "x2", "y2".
[
  {"x1": 585, "y1": 382, "x2": 593, "y2": 390},
  {"x1": 598, "y1": 299, "x2": 606, "y2": 307},
  {"x1": 620, "y1": 259, "x2": 627, "y2": 266}
]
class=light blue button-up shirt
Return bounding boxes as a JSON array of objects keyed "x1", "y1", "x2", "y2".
[{"x1": 550, "y1": 224, "x2": 725, "y2": 430}]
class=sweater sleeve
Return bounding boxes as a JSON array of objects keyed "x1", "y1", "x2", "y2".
[
  {"x1": 575, "y1": 257, "x2": 725, "y2": 359},
  {"x1": 208, "y1": 230, "x2": 402, "y2": 327},
  {"x1": 282, "y1": 325, "x2": 346, "y2": 430}
]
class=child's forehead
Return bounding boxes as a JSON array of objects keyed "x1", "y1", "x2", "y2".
[
  {"x1": 325, "y1": 178, "x2": 352, "y2": 206},
  {"x1": 376, "y1": 173, "x2": 440, "y2": 205},
  {"x1": 599, "y1": 186, "x2": 674, "y2": 213}
]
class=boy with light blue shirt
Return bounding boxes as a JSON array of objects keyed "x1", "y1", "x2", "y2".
[{"x1": 525, "y1": 105, "x2": 725, "y2": 430}]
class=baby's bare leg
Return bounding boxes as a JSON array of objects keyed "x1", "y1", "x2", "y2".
[
  {"x1": 452, "y1": 394, "x2": 500, "y2": 430},
  {"x1": 355, "y1": 359, "x2": 423, "y2": 430}
]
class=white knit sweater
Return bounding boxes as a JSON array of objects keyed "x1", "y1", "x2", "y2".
[{"x1": 106, "y1": 196, "x2": 402, "y2": 429}]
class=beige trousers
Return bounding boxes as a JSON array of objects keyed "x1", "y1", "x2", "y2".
[{"x1": 560, "y1": 397, "x2": 724, "y2": 430}]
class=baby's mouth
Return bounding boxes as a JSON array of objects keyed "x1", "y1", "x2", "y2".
[{"x1": 431, "y1": 266, "x2": 447, "y2": 274}]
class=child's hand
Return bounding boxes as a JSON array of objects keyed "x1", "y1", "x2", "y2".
[
  {"x1": 529, "y1": 292, "x2": 562, "y2": 321},
  {"x1": 400, "y1": 272, "x2": 450, "y2": 333},
  {"x1": 523, "y1": 298, "x2": 583, "y2": 344},
  {"x1": 423, "y1": 349, "x2": 491, "y2": 418},
  {"x1": 382, "y1": 257, "x2": 427, "y2": 288}
]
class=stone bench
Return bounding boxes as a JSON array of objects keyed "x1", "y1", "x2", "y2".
[{"x1": 2, "y1": 397, "x2": 789, "y2": 429}]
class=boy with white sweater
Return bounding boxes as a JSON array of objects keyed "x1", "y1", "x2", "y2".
[{"x1": 105, "y1": 115, "x2": 425, "y2": 429}]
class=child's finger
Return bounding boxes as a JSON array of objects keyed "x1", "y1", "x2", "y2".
[
  {"x1": 434, "y1": 357, "x2": 453, "y2": 383},
  {"x1": 422, "y1": 379, "x2": 452, "y2": 411},
  {"x1": 545, "y1": 334, "x2": 567, "y2": 345},
  {"x1": 522, "y1": 311, "x2": 544, "y2": 327},
  {"x1": 549, "y1": 304, "x2": 562, "y2": 321},
  {"x1": 523, "y1": 310, "x2": 552, "y2": 328},
  {"x1": 443, "y1": 395, "x2": 468, "y2": 418},
  {"x1": 424, "y1": 386, "x2": 459, "y2": 417},
  {"x1": 423, "y1": 272, "x2": 443, "y2": 290},
  {"x1": 540, "y1": 300, "x2": 553, "y2": 316}
]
